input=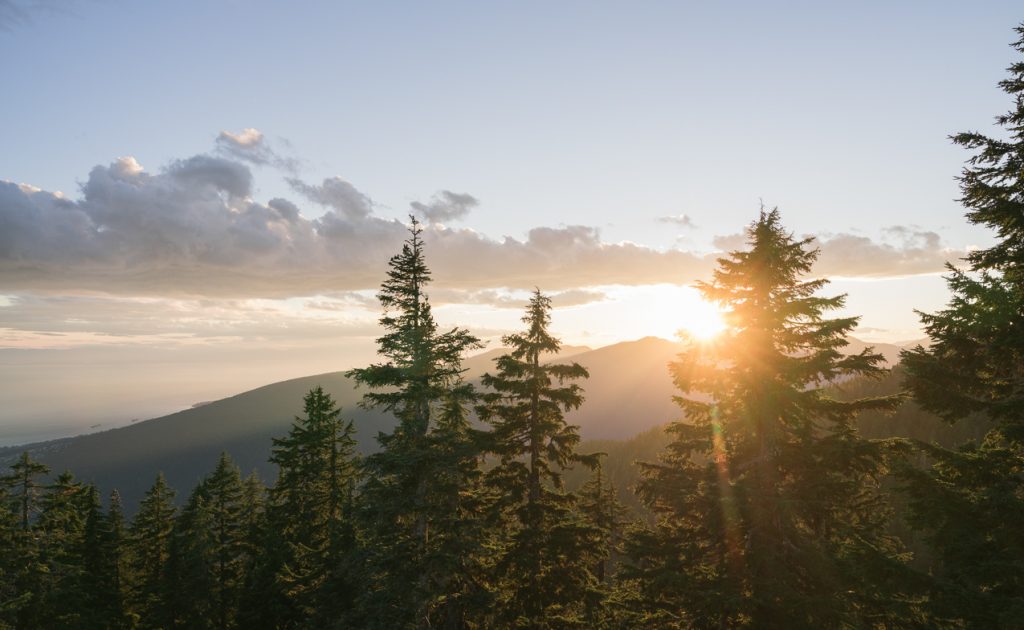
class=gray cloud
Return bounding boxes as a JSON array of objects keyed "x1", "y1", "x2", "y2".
[
  {"x1": 215, "y1": 128, "x2": 299, "y2": 172},
  {"x1": 0, "y1": 145, "x2": 965, "y2": 298},
  {"x1": 288, "y1": 176, "x2": 374, "y2": 221},
  {"x1": 0, "y1": 153, "x2": 719, "y2": 296},
  {"x1": 411, "y1": 190, "x2": 478, "y2": 223},
  {"x1": 657, "y1": 213, "x2": 696, "y2": 228},
  {"x1": 712, "y1": 226, "x2": 962, "y2": 277},
  {"x1": 813, "y1": 227, "x2": 958, "y2": 277},
  {"x1": 711, "y1": 233, "x2": 748, "y2": 251}
]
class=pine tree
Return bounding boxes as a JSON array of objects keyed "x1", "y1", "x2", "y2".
[
  {"x1": 577, "y1": 457, "x2": 629, "y2": 626},
  {"x1": 900, "y1": 24, "x2": 1024, "y2": 628},
  {"x1": 0, "y1": 479, "x2": 25, "y2": 625},
  {"x1": 264, "y1": 386, "x2": 360, "y2": 626},
  {"x1": 577, "y1": 457, "x2": 628, "y2": 586},
  {"x1": 79, "y1": 485, "x2": 128, "y2": 629},
  {"x1": 236, "y1": 473, "x2": 276, "y2": 630},
  {"x1": 167, "y1": 453, "x2": 250, "y2": 629},
  {"x1": 36, "y1": 471, "x2": 89, "y2": 627},
  {"x1": 0, "y1": 452, "x2": 48, "y2": 628},
  {"x1": 348, "y1": 216, "x2": 486, "y2": 628},
  {"x1": 477, "y1": 289, "x2": 602, "y2": 627},
  {"x1": 625, "y1": 210, "x2": 916, "y2": 627},
  {"x1": 105, "y1": 489, "x2": 132, "y2": 629},
  {"x1": 168, "y1": 489, "x2": 216, "y2": 629},
  {"x1": 129, "y1": 473, "x2": 176, "y2": 629},
  {"x1": 3, "y1": 451, "x2": 49, "y2": 532},
  {"x1": 205, "y1": 453, "x2": 248, "y2": 629}
]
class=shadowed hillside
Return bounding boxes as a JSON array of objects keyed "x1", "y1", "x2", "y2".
[
  {"x1": 0, "y1": 336, "x2": 912, "y2": 512},
  {"x1": 0, "y1": 341, "x2": 654, "y2": 511}
]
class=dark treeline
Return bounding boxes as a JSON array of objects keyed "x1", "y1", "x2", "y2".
[{"x1": 3, "y1": 23, "x2": 1024, "y2": 630}]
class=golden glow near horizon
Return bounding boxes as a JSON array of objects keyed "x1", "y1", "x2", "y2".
[
  {"x1": 439, "y1": 284, "x2": 730, "y2": 348},
  {"x1": 648, "y1": 285, "x2": 727, "y2": 341}
]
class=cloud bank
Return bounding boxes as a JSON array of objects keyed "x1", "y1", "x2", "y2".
[
  {"x1": 710, "y1": 226, "x2": 962, "y2": 278},
  {"x1": 0, "y1": 136, "x2": 966, "y2": 298}
]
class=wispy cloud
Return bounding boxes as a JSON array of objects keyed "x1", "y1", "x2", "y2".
[
  {"x1": 411, "y1": 190, "x2": 478, "y2": 224},
  {"x1": 215, "y1": 128, "x2": 300, "y2": 173},
  {"x1": 656, "y1": 213, "x2": 696, "y2": 228}
]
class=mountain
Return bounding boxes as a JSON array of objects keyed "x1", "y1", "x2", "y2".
[
  {"x1": 0, "y1": 340, "x2": 659, "y2": 511},
  {"x1": 0, "y1": 336, "x2": 911, "y2": 512}
]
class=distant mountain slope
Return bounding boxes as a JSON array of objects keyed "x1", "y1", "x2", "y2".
[
  {"x1": 4, "y1": 371, "x2": 393, "y2": 514},
  {"x1": 0, "y1": 336, "x2": 910, "y2": 512},
  {"x1": 0, "y1": 340, "x2": 655, "y2": 511}
]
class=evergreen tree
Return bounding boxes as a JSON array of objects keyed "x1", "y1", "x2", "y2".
[
  {"x1": 235, "y1": 472, "x2": 276, "y2": 630},
  {"x1": 3, "y1": 451, "x2": 48, "y2": 532},
  {"x1": 36, "y1": 471, "x2": 89, "y2": 627},
  {"x1": 168, "y1": 489, "x2": 216, "y2": 629},
  {"x1": 0, "y1": 452, "x2": 48, "y2": 628},
  {"x1": 79, "y1": 485, "x2": 130, "y2": 629},
  {"x1": 900, "y1": 24, "x2": 1024, "y2": 627},
  {"x1": 348, "y1": 216, "x2": 486, "y2": 628},
  {"x1": 264, "y1": 386, "x2": 360, "y2": 626},
  {"x1": 168, "y1": 453, "x2": 250, "y2": 629},
  {"x1": 129, "y1": 473, "x2": 177, "y2": 629},
  {"x1": 205, "y1": 453, "x2": 249, "y2": 630},
  {"x1": 0, "y1": 480, "x2": 25, "y2": 625},
  {"x1": 105, "y1": 489, "x2": 132, "y2": 629},
  {"x1": 477, "y1": 289, "x2": 602, "y2": 627},
  {"x1": 625, "y1": 210, "x2": 916, "y2": 627},
  {"x1": 577, "y1": 457, "x2": 627, "y2": 586},
  {"x1": 576, "y1": 457, "x2": 629, "y2": 626}
]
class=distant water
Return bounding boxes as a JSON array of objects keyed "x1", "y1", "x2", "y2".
[{"x1": 0, "y1": 419, "x2": 138, "y2": 448}]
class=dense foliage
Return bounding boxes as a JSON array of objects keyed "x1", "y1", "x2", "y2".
[{"x1": 899, "y1": 24, "x2": 1024, "y2": 629}]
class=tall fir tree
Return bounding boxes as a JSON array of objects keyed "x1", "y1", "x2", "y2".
[
  {"x1": 625, "y1": 210, "x2": 918, "y2": 628},
  {"x1": 36, "y1": 471, "x2": 89, "y2": 627},
  {"x1": 900, "y1": 24, "x2": 1024, "y2": 628},
  {"x1": 576, "y1": 457, "x2": 629, "y2": 627},
  {"x1": 0, "y1": 477, "x2": 26, "y2": 625},
  {"x1": 263, "y1": 386, "x2": 360, "y2": 626},
  {"x1": 3, "y1": 451, "x2": 48, "y2": 533},
  {"x1": 129, "y1": 473, "x2": 177, "y2": 629},
  {"x1": 347, "y1": 216, "x2": 486, "y2": 628},
  {"x1": 477, "y1": 289, "x2": 603, "y2": 627},
  {"x1": 204, "y1": 453, "x2": 249, "y2": 630},
  {"x1": 79, "y1": 485, "x2": 130, "y2": 629},
  {"x1": 167, "y1": 452, "x2": 250, "y2": 629},
  {"x1": 105, "y1": 489, "x2": 132, "y2": 629},
  {"x1": 0, "y1": 452, "x2": 49, "y2": 628},
  {"x1": 167, "y1": 488, "x2": 217, "y2": 629}
]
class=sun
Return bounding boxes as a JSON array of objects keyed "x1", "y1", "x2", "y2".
[
  {"x1": 680, "y1": 297, "x2": 727, "y2": 340},
  {"x1": 646, "y1": 285, "x2": 727, "y2": 341}
]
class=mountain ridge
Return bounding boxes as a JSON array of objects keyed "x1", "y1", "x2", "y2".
[{"x1": 0, "y1": 335, "x2": 910, "y2": 511}]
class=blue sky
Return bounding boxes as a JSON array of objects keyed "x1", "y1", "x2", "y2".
[
  {"x1": 1, "y1": 1, "x2": 1022, "y2": 441},
  {"x1": 4, "y1": 1, "x2": 1018, "y2": 244}
]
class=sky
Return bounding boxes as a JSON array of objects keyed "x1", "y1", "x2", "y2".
[{"x1": 1, "y1": 1, "x2": 1021, "y2": 443}]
